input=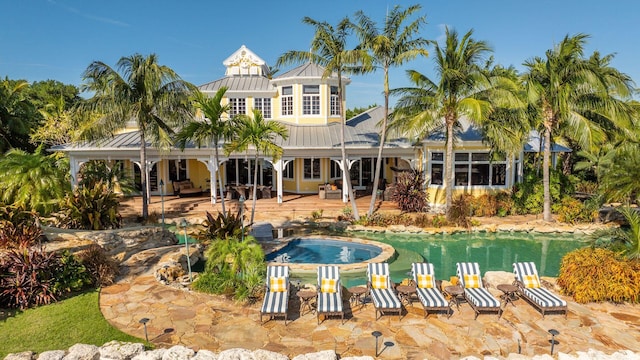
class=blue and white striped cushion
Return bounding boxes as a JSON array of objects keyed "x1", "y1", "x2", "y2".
[
  {"x1": 261, "y1": 290, "x2": 288, "y2": 314},
  {"x1": 464, "y1": 287, "x2": 501, "y2": 308},
  {"x1": 370, "y1": 288, "x2": 402, "y2": 309},
  {"x1": 416, "y1": 287, "x2": 448, "y2": 307},
  {"x1": 523, "y1": 287, "x2": 567, "y2": 307}
]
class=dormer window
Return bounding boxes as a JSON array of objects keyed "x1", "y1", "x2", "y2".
[
  {"x1": 330, "y1": 86, "x2": 340, "y2": 116},
  {"x1": 282, "y1": 86, "x2": 293, "y2": 116},
  {"x1": 229, "y1": 98, "x2": 246, "y2": 117},
  {"x1": 302, "y1": 85, "x2": 320, "y2": 115}
]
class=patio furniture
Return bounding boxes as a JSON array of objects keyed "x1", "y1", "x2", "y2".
[
  {"x1": 367, "y1": 263, "x2": 402, "y2": 320},
  {"x1": 513, "y1": 262, "x2": 568, "y2": 318},
  {"x1": 444, "y1": 285, "x2": 464, "y2": 311},
  {"x1": 348, "y1": 286, "x2": 368, "y2": 311},
  {"x1": 297, "y1": 289, "x2": 316, "y2": 316},
  {"x1": 260, "y1": 265, "x2": 290, "y2": 325},
  {"x1": 456, "y1": 262, "x2": 503, "y2": 319},
  {"x1": 411, "y1": 262, "x2": 452, "y2": 318},
  {"x1": 497, "y1": 284, "x2": 519, "y2": 307},
  {"x1": 316, "y1": 265, "x2": 344, "y2": 324},
  {"x1": 396, "y1": 284, "x2": 417, "y2": 306},
  {"x1": 172, "y1": 179, "x2": 202, "y2": 197}
]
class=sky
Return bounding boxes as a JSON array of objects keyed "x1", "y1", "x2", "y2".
[{"x1": 2, "y1": 0, "x2": 639, "y2": 109}]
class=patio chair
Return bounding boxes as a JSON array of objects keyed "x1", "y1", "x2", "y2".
[
  {"x1": 456, "y1": 262, "x2": 503, "y2": 319},
  {"x1": 411, "y1": 263, "x2": 452, "y2": 318},
  {"x1": 260, "y1": 265, "x2": 290, "y2": 325},
  {"x1": 513, "y1": 262, "x2": 567, "y2": 319},
  {"x1": 316, "y1": 265, "x2": 345, "y2": 324},
  {"x1": 366, "y1": 263, "x2": 402, "y2": 320}
]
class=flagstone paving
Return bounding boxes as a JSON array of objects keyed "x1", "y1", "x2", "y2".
[{"x1": 100, "y1": 245, "x2": 640, "y2": 359}]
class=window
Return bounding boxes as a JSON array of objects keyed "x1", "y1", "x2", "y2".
[
  {"x1": 330, "y1": 160, "x2": 342, "y2": 179},
  {"x1": 254, "y1": 98, "x2": 271, "y2": 119},
  {"x1": 303, "y1": 158, "x2": 320, "y2": 179},
  {"x1": 302, "y1": 85, "x2": 320, "y2": 115},
  {"x1": 228, "y1": 98, "x2": 246, "y2": 117},
  {"x1": 330, "y1": 86, "x2": 340, "y2": 116},
  {"x1": 283, "y1": 161, "x2": 294, "y2": 179},
  {"x1": 281, "y1": 86, "x2": 293, "y2": 116},
  {"x1": 431, "y1": 151, "x2": 508, "y2": 187}
]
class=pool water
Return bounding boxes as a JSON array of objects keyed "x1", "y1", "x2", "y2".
[{"x1": 265, "y1": 238, "x2": 382, "y2": 264}]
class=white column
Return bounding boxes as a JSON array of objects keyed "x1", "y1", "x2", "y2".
[
  {"x1": 196, "y1": 157, "x2": 219, "y2": 204},
  {"x1": 69, "y1": 156, "x2": 80, "y2": 189}
]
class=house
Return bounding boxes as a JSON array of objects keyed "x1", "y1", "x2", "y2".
[{"x1": 54, "y1": 45, "x2": 568, "y2": 209}]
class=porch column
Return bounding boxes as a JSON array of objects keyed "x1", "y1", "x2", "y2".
[
  {"x1": 341, "y1": 159, "x2": 358, "y2": 203},
  {"x1": 69, "y1": 156, "x2": 83, "y2": 189},
  {"x1": 272, "y1": 158, "x2": 292, "y2": 204},
  {"x1": 196, "y1": 157, "x2": 219, "y2": 205}
]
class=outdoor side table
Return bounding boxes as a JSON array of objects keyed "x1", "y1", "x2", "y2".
[
  {"x1": 297, "y1": 290, "x2": 316, "y2": 316},
  {"x1": 444, "y1": 285, "x2": 464, "y2": 311},
  {"x1": 396, "y1": 284, "x2": 417, "y2": 306},
  {"x1": 497, "y1": 284, "x2": 519, "y2": 307},
  {"x1": 348, "y1": 286, "x2": 368, "y2": 310}
]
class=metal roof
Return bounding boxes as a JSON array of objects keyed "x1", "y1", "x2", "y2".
[
  {"x1": 198, "y1": 76, "x2": 275, "y2": 95},
  {"x1": 275, "y1": 62, "x2": 339, "y2": 80}
]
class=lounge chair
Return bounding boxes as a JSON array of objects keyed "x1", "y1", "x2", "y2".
[
  {"x1": 367, "y1": 263, "x2": 402, "y2": 320},
  {"x1": 260, "y1": 265, "x2": 290, "y2": 324},
  {"x1": 513, "y1": 262, "x2": 568, "y2": 318},
  {"x1": 316, "y1": 265, "x2": 345, "y2": 324},
  {"x1": 411, "y1": 262, "x2": 452, "y2": 318},
  {"x1": 456, "y1": 262, "x2": 503, "y2": 319}
]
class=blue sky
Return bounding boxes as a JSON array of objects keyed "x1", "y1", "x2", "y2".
[{"x1": 2, "y1": 0, "x2": 639, "y2": 108}]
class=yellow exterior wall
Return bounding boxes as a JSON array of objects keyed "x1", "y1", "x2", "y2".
[{"x1": 187, "y1": 159, "x2": 209, "y2": 190}]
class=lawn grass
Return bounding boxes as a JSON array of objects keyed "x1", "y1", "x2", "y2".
[{"x1": 0, "y1": 290, "x2": 143, "y2": 358}]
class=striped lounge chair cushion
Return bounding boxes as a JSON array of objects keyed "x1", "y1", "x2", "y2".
[
  {"x1": 416, "y1": 287, "x2": 448, "y2": 308},
  {"x1": 317, "y1": 291, "x2": 342, "y2": 313},
  {"x1": 370, "y1": 288, "x2": 402, "y2": 309},
  {"x1": 522, "y1": 287, "x2": 567, "y2": 308},
  {"x1": 261, "y1": 290, "x2": 288, "y2": 314},
  {"x1": 464, "y1": 287, "x2": 501, "y2": 308}
]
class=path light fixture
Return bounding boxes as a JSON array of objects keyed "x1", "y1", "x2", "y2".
[
  {"x1": 181, "y1": 218, "x2": 192, "y2": 282},
  {"x1": 372, "y1": 331, "x2": 382, "y2": 357},
  {"x1": 549, "y1": 329, "x2": 559, "y2": 355},
  {"x1": 238, "y1": 195, "x2": 245, "y2": 242},
  {"x1": 139, "y1": 317, "x2": 150, "y2": 345},
  {"x1": 159, "y1": 179, "x2": 165, "y2": 227}
]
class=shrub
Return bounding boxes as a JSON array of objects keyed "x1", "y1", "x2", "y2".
[
  {"x1": 0, "y1": 204, "x2": 44, "y2": 249},
  {"x1": 469, "y1": 194, "x2": 497, "y2": 217},
  {"x1": 54, "y1": 182, "x2": 121, "y2": 230},
  {"x1": 196, "y1": 210, "x2": 245, "y2": 244},
  {"x1": 511, "y1": 171, "x2": 569, "y2": 215},
  {"x1": 0, "y1": 246, "x2": 59, "y2": 309},
  {"x1": 392, "y1": 170, "x2": 429, "y2": 213},
  {"x1": 412, "y1": 214, "x2": 432, "y2": 228},
  {"x1": 495, "y1": 191, "x2": 514, "y2": 217},
  {"x1": 557, "y1": 247, "x2": 640, "y2": 303},
  {"x1": 448, "y1": 194, "x2": 472, "y2": 229},
  {"x1": 556, "y1": 196, "x2": 598, "y2": 224},
  {"x1": 431, "y1": 214, "x2": 447, "y2": 228},
  {"x1": 76, "y1": 244, "x2": 119, "y2": 287},
  {"x1": 53, "y1": 251, "x2": 92, "y2": 294},
  {"x1": 338, "y1": 206, "x2": 354, "y2": 222},
  {"x1": 311, "y1": 209, "x2": 323, "y2": 220}
]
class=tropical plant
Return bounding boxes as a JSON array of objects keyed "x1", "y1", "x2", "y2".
[
  {"x1": 224, "y1": 109, "x2": 288, "y2": 225},
  {"x1": 193, "y1": 235, "x2": 265, "y2": 302},
  {"x1": 54, "y1": 181, "x2": 121, "y2": 230},
  {"x1": 0, "y1": 146, "x2": 70, "y2": 215},
  {"x1": 78, "y1": 53, "x2": 195, "y2": 219},
  {"x1": 352, "y1": 4, "x2": 428, "y2": 217},
  {"x1": 391, "y1": 28, "x2": 522, "y2": 219},
  {"x1": 76, "y1": 244, "x2": 119, "y2": 287},
  {"x1": 52, "y1": 251, "x2": 92, "y2": 295},
  {"x1": 593, "y1": 207, "x2": 640, "y2": 260},
  {"x1": 557, "y1": 247, "x2": 640, "y2": 303},
  {"x1": 176, "y1": 88, "x2": 232, "y2": 213},
  {"x1": 277, "y1": 16, "x2": 369, "y2": 220},
  {"x1": 78, "y1": 160, "x2": 135, "y2": 194},
  {"x1": 0, "y1": 204, "x2": 43, "y2": 249},
  {"x1": 30, "y1": 95, "x2": 77, "y2": 147},
  {"x1": 0, "y1": 78, "x2": 37, "y2": 152},
  {"x1": 522, "y1": 34, "x2": 634, "y2": 221},
  {"x1": 449, "y1": 194, "x2": 473, "y2": 229},
  {"x1": 196, "y1": 210, "x2": 245, "y2": 244},
  {"x1": 392, "y1": 169, "x2": 429, "y2": 213}
]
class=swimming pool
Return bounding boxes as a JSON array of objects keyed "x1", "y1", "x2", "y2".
[{"x1": 265, "y1": 238, "x2": 383, "y2": 264}]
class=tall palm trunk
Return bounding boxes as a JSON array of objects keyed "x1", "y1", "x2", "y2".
[
  {"x1": 368, "y1": 68, "x2": 389, "y2": 216},
  {"x1": 214, "y1": 144, "x2": 226, "y2": 214},
  {"x1": 139, "y1": 132, "x2": 149, "y2": 219},
  {"x1": 250, "y1": 155, "x2": 259, "y2": 225},
  {"x1": 445, "y1": 116, "x2": 455, "y2": 219},
  {"x1": 542, "y1": 123, "x2": 552, "y2": 221}
]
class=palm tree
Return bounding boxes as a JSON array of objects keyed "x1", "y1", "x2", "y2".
[
  {"x1": 79, "y1": 54, "x2": 194, "y2": 219},
  {"x1": 0, "y1": 79, "x2": 35, "y2": 152},
  {"x1": 225, "y1": 109, "x2": 288, "y2": 225},
  {"x1": 0, "y1": 146, "x2": 70, "y2": 215},
  {"x1": 176, "y1": 88, "x2": 232, "y2": 213},
  {"x1": 276, "y1": 16, "x2": 369, "y2": 220},
  {"x1": 352, "y1": 4, "x2": 429, "y2": 217},
  {"x1": 522, "y1": 34, "x2": 634, "y2": 221},
  {"x1": 391, "y1": 28, "x2": 521, "y2": 217}
]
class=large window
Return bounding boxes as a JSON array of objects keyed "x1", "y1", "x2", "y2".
[
  {"x1": 254, "y1": 98, "x2": 271, "y2": 119},
  {"x1": 228, "y1": 98, "x2": 246, "y2": 117},
  {"x1": 302, "y1": 85, "x2": 320, "y2": 115},
  {"x1": 281, "y1": 86, "x2": 293, "y2": 116},
  {"x1": 303, "y1": 158, "x2": 320, "y2": 179},
  {"x1": 330, "y1": 86, "x2": 340, "y2": 116},
  {"x1": 283, "y1": 161, "x2": 294, "y2": 179},
  {"x1": 330, "y1": 160, "x2": 342, "y2": 179},
  {"x1": 430, "y1": 151, "x2": 507, "y2": 187}
]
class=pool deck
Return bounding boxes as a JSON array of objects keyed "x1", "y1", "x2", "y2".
[{"x1": 104, "y1": 197, "x2": 640, "y2": 358}]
